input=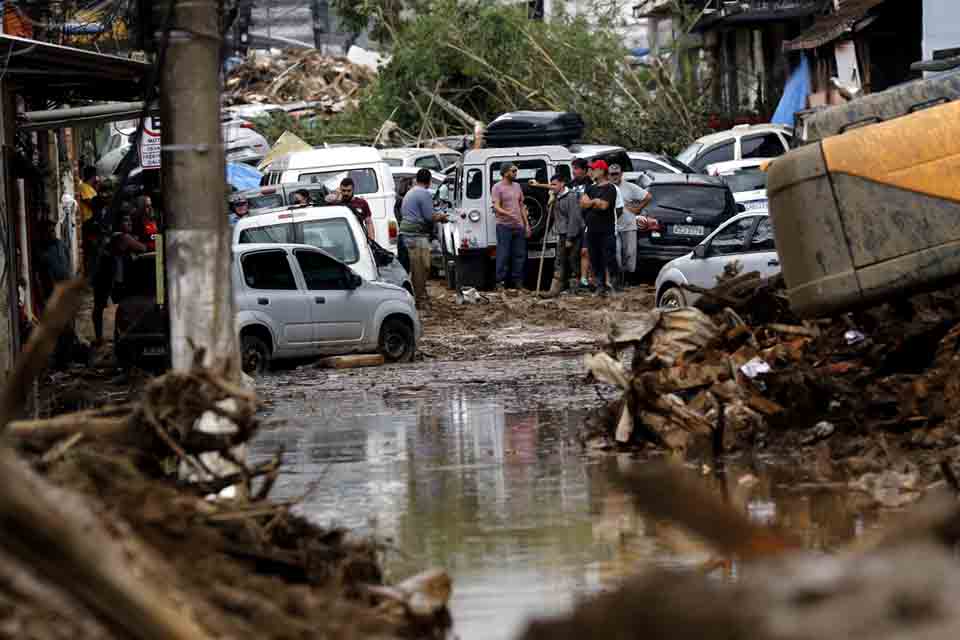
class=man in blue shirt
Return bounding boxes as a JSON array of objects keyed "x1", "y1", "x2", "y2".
[{"x1": 399, "y1": 169, "x2": 448, "y2": 305}]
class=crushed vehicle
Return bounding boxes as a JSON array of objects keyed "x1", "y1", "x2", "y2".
[
  {"x1": 233, "y1": 202, "x2": 413, "y2": 295},
  {"x1": 677, "y1": 123, "x2": 793, "y2": 173},
  {"x1": 706, "y1": 159, "x2": 770, "y2": 211},
  {"x1": 654, "y1": 210, "x2": 779, "y2": 308},
  {"x1": 630, "y1": 172, "x2": 742, "y2": 269},
  {"x1": 380, "y1": 147, "x2": 462, "y2": 172},
  {"x1": 259, "y1": 146, "x2": 400, "y2": 254},
  {"x1": 234, "y1": 243, "x2": 420, "y2": 374},
  {"x1": 768, "y1": 63, "x2": 960, "y2": 317}
]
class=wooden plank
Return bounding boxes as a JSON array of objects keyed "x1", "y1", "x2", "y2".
[{"x1": 315, "y1": 354, "x2": 385, "y2": 369}]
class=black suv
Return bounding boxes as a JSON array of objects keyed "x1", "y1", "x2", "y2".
[{"x1": 631, "y1": 172, "x2": 740, "y2": 266}]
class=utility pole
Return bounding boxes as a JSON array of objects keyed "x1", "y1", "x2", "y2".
[{"x1": 160, "y1": 0, "x2": 240, "y2": 376}]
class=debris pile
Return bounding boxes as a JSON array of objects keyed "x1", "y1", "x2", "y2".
[
  {"x1": 584, "y1": 270, "x2": 960, "y2": 505},
  {"x1": 0, "y1": 280, "x2": 451, "y2": 639},
  {"x1": 225, "y1": 50, "x2": 377, "y2": 113}
]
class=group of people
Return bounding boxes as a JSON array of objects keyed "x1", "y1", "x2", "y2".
[
  {"x1": 494, "y1": 157, "x2": 652, "y2": 298},
  {"x1": 75, "y1": 166, "x2": 157, "y2": 345}
]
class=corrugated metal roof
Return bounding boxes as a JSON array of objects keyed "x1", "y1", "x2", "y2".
[{"x1": 783, "y1": 0, "x2": 888, "y2": 50}]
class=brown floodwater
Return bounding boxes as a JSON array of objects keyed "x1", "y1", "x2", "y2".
[{"x1": 251, "y1": 363, "x2": 889, "y2": 640}]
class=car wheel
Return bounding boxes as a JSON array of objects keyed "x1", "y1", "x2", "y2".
[
  {"x1": 379, "y1": 317, "x2": 415, "y2": 363},
  {"x1": 658, "y1": 285, "x2": 688, "y2": 309},
  {"x1": 241, "y1": 335, "x2": 270, "y2": 375}
]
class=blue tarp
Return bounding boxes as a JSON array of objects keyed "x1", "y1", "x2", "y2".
[
  {"x1": 226, "y1": 162, "x2": 262, "y2": 192},
  {"x1": 772, "y1": 54, "x2": 811, "y2": 126},
  {"x1": 629, "y1": 47, "x2": 651, "y2": 58}
]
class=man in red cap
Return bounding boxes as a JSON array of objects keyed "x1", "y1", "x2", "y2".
[{"x1": 579, "y1": 159, "x2": 619, "y2": 297}]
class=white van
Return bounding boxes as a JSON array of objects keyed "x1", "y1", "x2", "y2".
[
  {"x1": 233, "y1": 205, "x2": 379, "y2": 283},
  {"x1": 260, "y1": 147, "x2": 399, "y2": 254}
]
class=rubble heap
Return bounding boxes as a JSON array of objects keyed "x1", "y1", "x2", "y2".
[
  {"x1": 225, "y1": 49, "x2": 377, "y2": 113},
  {"x1": 585, "y1": 268, "x2": 960, "y2": 506}
]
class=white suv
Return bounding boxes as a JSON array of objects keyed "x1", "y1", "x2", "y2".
[
  {"x1": 235, "y1": 244, "x2": 420, "y2": 373},
  {"x1": 677, "y1": 124, "x2": 793, "y2": 173}
]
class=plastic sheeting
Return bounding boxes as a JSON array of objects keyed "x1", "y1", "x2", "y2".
[
  {"x1": 773, "y1": 55, "x2": 811, "y2": 126},
  {"x1": 226, "y1": 162, "x2": 263, "y2": 192}
]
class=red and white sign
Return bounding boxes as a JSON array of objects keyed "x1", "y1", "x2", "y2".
[{"x1": 140, "y1": 116, "x2": 162, "y2": 169}]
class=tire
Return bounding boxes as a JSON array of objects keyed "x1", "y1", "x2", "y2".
[
  {"x1": 525, "y1": 196, "x2": 547, "y2": 238},
  {"x1": 241, "y1": 334, "x2": 270, "y2": 375},
  {"x1": 658, "y1": 285, "x2": 688, "y2": 309},
  {"x1": 379, "y1": 317, "x2": 415, "y2": 363}
]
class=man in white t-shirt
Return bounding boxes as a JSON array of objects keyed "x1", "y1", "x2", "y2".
[{"x1": 609, "y1": 164, "x2": 652, "y2": 286}]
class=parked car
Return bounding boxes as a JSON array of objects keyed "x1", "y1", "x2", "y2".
[
  {"x1": 222, "y1": 115, "x2": 271, "y2": 166},
  {"x1": 628, "y1": 151, "x2": 694, "y2": 175},
  {"x1": 234, "y1": 198, "x2": 413, "y2": 291},
  {"x1": 631, "y1": 172, "x2": 740, "y2": 267},
  {"x1": 259, "y1": 147, "x2": 400, "y2": 254},
  {"x1": 235, "y1": 184, "x2": 331, "y2": 216},
  {"x1": 705, "y1": 159, "x2": 770, "y2": 211},
  {"x1": 381, "y1": 147, "x2": 462, "y2": 172},
  {"x1": 676, "y1": 124, "x2": 793, "y2": 173},
  {"x1": 654, "y1": 211, "x2": 779, "y2": 308},
  {"x1": 235, "y1": 244, "x2": 420, "y2": 373}
]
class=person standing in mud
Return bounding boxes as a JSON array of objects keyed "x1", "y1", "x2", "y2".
[
  {"x1": 400, "y1": 169, "x2": 448, "y2": 306},
  {"x1": 541, "y1": 174, "x2": 583, "y2": 298},
  {"x1": 570, "y1": 158, "x2": 593, "y2": 292},
  {"x1": 492, "y1": 164, "x2": 531, "y2": 291},
  {"x1": 609, "y1": 164, "x2": 651, "y2": 289},
  {"x1": 580, "y1": 160, "x2": 619, "y2": 297}
]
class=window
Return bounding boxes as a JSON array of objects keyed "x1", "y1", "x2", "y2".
[
  {"x1": 414, "y1": 155, "x2": 442, "y2": 171},
  {"x1": 238, "y1": 223, "x2": 292, "y2": 244},
  {"x1": 676, "y1": 142, "x2": 703, "y2": 166},
  {"x1": 241, "y1": 250, "x2": 297, "y2": 290},
  {"x1": 466, "y1": 168, "x2": 483, "y2": 199},
  {"x1": 633, "y1": 160, "x2": 670, "y2": 174},
  {"x1": 294, "y1": 249, "x2": 349, "y2": 290},
  {"x1": 749, "y1": 217, "x2": 776, "y2": 252},
  {"x1": 297, "y1": 168, "x2": 379, "y2": 195},
  {"x1": 490, "y1": 159, "x2": 548, "y2": 188},
  {"x1": 439, "y1": 153, "x2": 460, "y2": 169},
  {"x1": 741, "y1": 133, "x2": 787, "y2": 160},
  {"x1": 719, "y1": 168, "x2": 768, "y2": 194},
  {"x1": 709, "y1": 218, "x2": 756, "y2": 256},
  {"x1": 284, "y1": 186, "x2": 328, "y2": 205},
  {"x1": 297, "y1": 218, "x2": 359, "y2": 264},
  {"x1": 247, "y1": 193, "x2": 284, "y2": 212},
  {"x1": 649, "y1": 185, "x2": 727, "y2": 214},
  {"x1": 384, "y1": 158, "x2": 403, "y2": 167},
  {"x1": 692, "y1": 142, "x2": 734, "y2": 171}
]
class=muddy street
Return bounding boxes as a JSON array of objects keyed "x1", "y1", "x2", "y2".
[{"x1": 250, "y1": 347, "x2": 894, "y2": 640}]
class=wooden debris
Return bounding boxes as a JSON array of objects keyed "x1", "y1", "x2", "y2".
[{"x1": 315, "y1": 354, "x2": 385, "y2": 369}]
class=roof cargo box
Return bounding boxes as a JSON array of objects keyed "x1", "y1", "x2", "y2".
[
  {"x1": 799, "y1": 68, "x2": 960, "y2": 144},
  {"x1": 768, "y1": 99, "x2": 960, "y2": 317},
  {"x1": 485, "y1": 111, "x2": 584, "y2": 148}
]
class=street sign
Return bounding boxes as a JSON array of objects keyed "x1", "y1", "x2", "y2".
[{"x1": 140, "y1": 116, "x2": 161, "y2": 169}]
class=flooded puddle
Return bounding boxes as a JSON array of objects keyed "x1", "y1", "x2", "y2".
[{"x1": 251, "y1": 368, "x2": 890, "y2": 640}]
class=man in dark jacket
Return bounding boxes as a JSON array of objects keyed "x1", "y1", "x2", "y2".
[{"x1": 542, "y1": 174, "x2": 584, "y2": 298}]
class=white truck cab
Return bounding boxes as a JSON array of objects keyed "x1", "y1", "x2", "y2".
[{"x1": 260, "y1": 147, "x2": 400, "y2": 254}]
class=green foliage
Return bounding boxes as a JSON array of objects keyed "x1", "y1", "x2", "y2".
[{"x1": 264, "y1": 0, "x2": 711, "y2": 155}]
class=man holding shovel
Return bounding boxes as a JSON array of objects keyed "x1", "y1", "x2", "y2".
[{"x1": 540, "y1": 174, "x2": 583, "y2": 298}]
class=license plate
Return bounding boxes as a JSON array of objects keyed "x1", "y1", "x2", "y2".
[
  {"x1": 744, "y1": 200, "x2": 768, "y2": 210},
  {"x1": 529, "y1": 248, "x2": 556, "y2": 259},
  {"x1": 671, "y1": 224, "x2": 706, "y2": 236}
]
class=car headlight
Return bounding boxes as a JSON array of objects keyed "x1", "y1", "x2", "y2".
[{"x1": 468, "y1": 210, "x2": 481, "y2": 223}]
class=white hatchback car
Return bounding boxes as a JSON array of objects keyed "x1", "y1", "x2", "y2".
[
  {"x1": 654, "y1": 211, "x2": 780, "y2": 309},
  {"x1": 234, "y1": 243, "x2": 421, "y2": 373},
  {"x1": 677, "y1": 124, "x2": 793, "y2": 173}
]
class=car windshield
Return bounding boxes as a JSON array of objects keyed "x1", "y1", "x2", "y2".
[
  {"x1": 298, "y1": 168, "x2": 379, "y2": 195},
  {"x1": 650, "y1": 185, "x2": 728, "y2": 213},
  {"x1": 676, "y1": 143, "x2": 703, "y2": 166},
  {"x1": 384, "y1": 158, "x2": 403, "y2": 167},
  {"x1": 664, "y1": 156, "x2": 695, "y2": 173},
  {"x1": 247, "y1": 193, "x2": 284, "y2": 213},
  {"x1": 720, "y1": 168, "x2": 768, "y2": 194},
  {"x1": 298, "y1": 218, "x2": 360, "y2": 264}
]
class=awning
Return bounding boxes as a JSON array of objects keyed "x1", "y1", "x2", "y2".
[
  {"x1": 783, "y1": 0, "x2": 887, "y2": 51},
  {"x1": 19, "y1": 101, "x2": 159, "y2": 132},
  {"x1": 691, "y1": 2, "x2": 825, "y2": 33},
  {"x1": 0, "y1": 34, "x2": 149, "y2": 102}
]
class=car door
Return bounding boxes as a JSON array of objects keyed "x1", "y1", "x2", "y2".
[
  {"x1": 683, "y1": 216, "x2": 759, "y2": 289},
  {"x1": 239, "y1": 249, "x2": 313, "y2": 349},
  {"x1": 293, "y1": 248, "x2": 368, "y2": 348},
  {"x1": 740, "y1": 132, "x2": 789, "y2": 160},
  {"x1": 737, "y1": 216, "x2": 780, "y2": 277}
]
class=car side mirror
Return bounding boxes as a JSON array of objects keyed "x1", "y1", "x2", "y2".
[
  {"x1": 693, "y1": 244, "x2": 708, "y2": 259},
  {"x1": 346, "y1": 271, "x2": 363, "y2": 289},
  {"x1": 737, "y1": 203, "x2": 747, "y2": 213}
]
